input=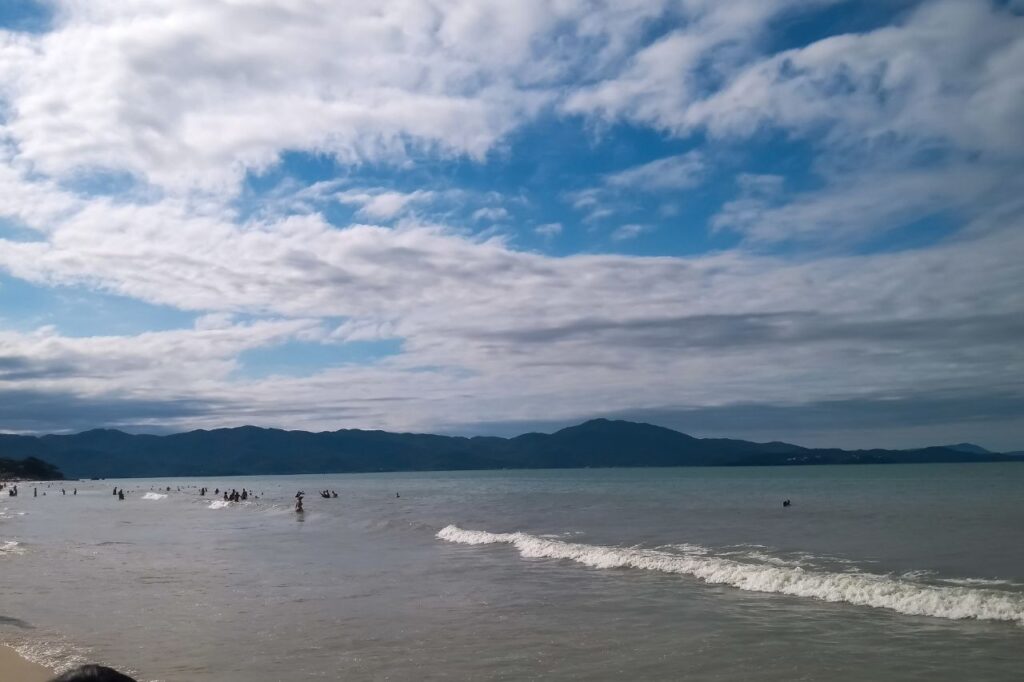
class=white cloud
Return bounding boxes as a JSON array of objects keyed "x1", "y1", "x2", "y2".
[
  {"x1": 686, "y1": 1, "x2": 1024, "y2": 157},
  {"x1": 604, "y1": 151, "x2": 704, "y2": 191},
  {"x1": 713, "y1": 165, "x2": 1012, "y2": 244},
  {"x1": 562, "y1": 1, "x2": 1024, "y2": 245},
  {"x1": 563, "y1": 0, "x2": 831, "y2": 130},
  {"x1": 0, "y1": 317, "x2": 319, "y2": 395},
  {"x1": 1, "y1": 156, "x2": 1021, "y2": 436},
  {"x1": 0, "y1": 1, "x2": 1021, "y2": 444},
  {"x1": 0, "y1": 0, "x2": 681, "y2": 194},
  {"x1": 534, "y1": 222, "x2": 563, "y2": 238},
  {"x1": 565, "y1": 1, "x2": 1024, "y2": 162},
  {"x1": 471, "y1": 207, "x2": 509, "y2": 223},
  {"x1": 336, "y1": 189, "x2": 436, "y2": 221},
  {"x1": 610, "y1": 224, "x2": 653, "y2": 241},
  {"x1": 566, "y1": 151, "x2": 706, "y2": 222}
]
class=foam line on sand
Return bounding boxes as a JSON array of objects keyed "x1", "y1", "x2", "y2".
[{"x1": 0, "y1": 644, "x2": 52, "y2": 682}]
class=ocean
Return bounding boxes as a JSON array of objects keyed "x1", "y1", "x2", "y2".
[{"x1": 2, "y1": 463, "x2": 1023, "y2": 681}]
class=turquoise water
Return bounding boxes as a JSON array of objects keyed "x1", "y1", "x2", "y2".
[{"x1": 2, "y1": 463, "x2": 1023, "y2": 680}]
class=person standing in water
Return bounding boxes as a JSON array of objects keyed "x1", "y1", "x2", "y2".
[{"x1": 118, "y1": 489, "x2": 125, "y2": 501}]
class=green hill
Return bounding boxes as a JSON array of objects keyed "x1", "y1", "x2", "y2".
[{"x1": 0, "y1": 419, "x2": 1013, "y2": 479}]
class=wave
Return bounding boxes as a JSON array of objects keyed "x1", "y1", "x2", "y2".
[
  {"x1": 0, "y1": 540, "x2": 25, "y2": 555},
  {"x1": 939, "y1": 577, "x2": 1020, "y2": 587},
  {"x1": 437, "y1": 526, "x2": 1024, "y2": 624},
  {"x1": 208, "y1": 500, "x2": 231, "y2": 509},
  {"x1": 8, "y1": 638, "x2": 88, "y2": 676},
  {"x1": 141, "y1": 492, "x2": 167, "y2": 500}
]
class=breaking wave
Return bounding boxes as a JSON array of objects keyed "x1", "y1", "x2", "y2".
[
  {"x1": 437, "y1": 525, "x2": 1024, "y2": 624},
  {"x1": 208, "y1": 500, "x2": 231, "y2": 509},
  {"x1": 939, "y1": 577, "x2": 1021, "y2": 588},
  {"x1": 141, "y1": 492, "x2": 167, "y2": 501},
  {"x1": 0, "y1": 540, "x2": 24, "y2": 556}
]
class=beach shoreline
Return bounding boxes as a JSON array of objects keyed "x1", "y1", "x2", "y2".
[{"x1": 0, "y1": 644, "x2": 52, "y2": 682}]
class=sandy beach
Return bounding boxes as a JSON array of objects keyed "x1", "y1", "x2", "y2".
[{"x1": 0, "y1": 645, "x2": 52, "y2": 682}]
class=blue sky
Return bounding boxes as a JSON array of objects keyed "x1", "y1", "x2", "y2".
[{"x1": 0, "y1": 0, "x2": 1022, "y2": 449}]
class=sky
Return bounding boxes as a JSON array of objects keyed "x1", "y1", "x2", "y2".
[{"x1": 0, "y1": 0, "x2": 1022, "y2": 450}]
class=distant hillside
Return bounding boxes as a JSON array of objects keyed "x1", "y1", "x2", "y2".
[
  {"x1": 0, "y1": 456, "x2": 64, "y2": 481},
  {"x1": 0, "y1": 419, "x2": 1014, "y2": 479},
  {"x1": 939, "y1": 443, "x2": 992, "y2": 455}
]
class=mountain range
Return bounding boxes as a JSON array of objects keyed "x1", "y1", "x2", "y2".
[{"x1": 0, "y1": 419, "x2": 1019, "y2": 479}]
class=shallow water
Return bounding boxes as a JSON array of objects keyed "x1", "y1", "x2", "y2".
[{"x1": 2, "y1": 464, "x2": 1023, "y2": 680}]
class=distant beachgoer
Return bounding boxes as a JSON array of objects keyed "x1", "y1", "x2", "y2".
[
  {"x1": 215, "y1": 488, "x2": 219, "y2": 495},
  {"x1": 331, "y1": 490, "x2": 338, "y2": 498},
  {"x1": 34, "y1": 487, "x2": 37, "y2": 497},
  {"x1": 118, "y1": 489, "x2": 125, "y2": 501},
  {"x1": 396, "y1": 492, "x2": 400, "y2": 498},
  {"x1": 62, "y1": 488, "x2": 66, "y2": 495},
  {"x1": 48, "y1": 663, "x2": 138, "y2": 681},
  {"x1": 74, "y1": 488, "x2": 77, "y2": 495},
  {"x1": 295, "y1": 497, "x2": 304, "y2": 513},
  {"x1": 782, "y1": 499, "x2": 791, "y2": 507},
  {"x1": 113, "y1": 487, "x2": 117, "y2": 496}
]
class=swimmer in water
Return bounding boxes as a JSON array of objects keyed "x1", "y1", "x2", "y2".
[{"x1": 295, "y1": 495, "x2": 304, "y2": 513}]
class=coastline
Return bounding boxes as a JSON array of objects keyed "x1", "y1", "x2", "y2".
[{"x1": 0, "y1": 645, "x2": 52, "y2": 682}]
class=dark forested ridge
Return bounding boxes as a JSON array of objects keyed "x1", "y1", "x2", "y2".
[
  {"x1": 0, "y1": 456, "x2": 64, "y2": 481},
  {"x1": 0, "y1": 419, "x2": 1017, "y2": 479}
]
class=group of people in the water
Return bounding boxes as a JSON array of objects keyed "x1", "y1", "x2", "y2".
[
  {"x1": 2, "y1": 482, "x2": 80, "y2": 497},
  {"x1": 216, "y1": 488, "x2": 253, "y2": 502},
  {"x1": 292, "y1": 489, "x2": 344, "y2": 512},
  {"x1": 4, "y1": 480, "x2": 402, "y2": 514}
]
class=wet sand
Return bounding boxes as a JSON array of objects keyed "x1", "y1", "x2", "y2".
[{"x1": 0, "y1": 644, "x2": 52, "y2": 682}]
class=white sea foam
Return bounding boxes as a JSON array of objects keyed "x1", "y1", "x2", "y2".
[
  {"x1": 10, "y1": 638, "x2": 88, "y2": 675},
  {"x1": 141, "y1": 492, "x2": 167, "y2": 500},
  {"x1": 0, "y1": 540, "x2": 25, "y2": 555},
  {"x1": 208, "y1": 500, "x2": 231, "y2": 509},
  {"x1": 437, "y1": 525, "x2": 1024, "y2": 624},
  {"x1": 940, "y1": 577, "x2": 1019, "y2": 587}
]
